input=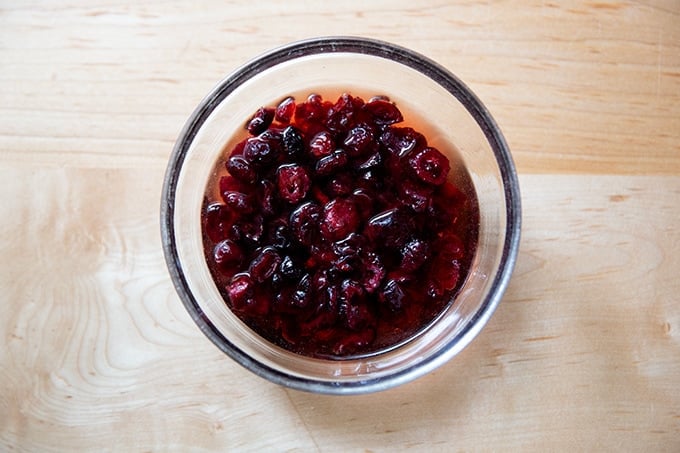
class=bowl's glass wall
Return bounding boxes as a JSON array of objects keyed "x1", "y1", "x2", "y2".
[{"x1": 165, "y1": 40, "x2": 519, "y2": 394}]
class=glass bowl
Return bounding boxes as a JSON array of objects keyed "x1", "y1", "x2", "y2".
[{"x1": 161, "y1": 37, "x2": 521, "y2": 395}]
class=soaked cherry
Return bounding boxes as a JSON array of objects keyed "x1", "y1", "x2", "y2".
[
  {"x1": 275, "y1": 97, "x2": 296, "y2": 123},
  {"x1": 246, "y1": 107, "x2": 275, "y2": 135},
  {"x1": 202, "y1": 93, "x2": 478, "y2": 358},
  {"x1": 409, "y1": 147, "x2": 450, "y2": 186},
  {"x1": 320, "y1": 197, "x2": 360, "y2": 241},
  {"x1": 276, "y1": 164, "x2": 310, "y2": 204}
]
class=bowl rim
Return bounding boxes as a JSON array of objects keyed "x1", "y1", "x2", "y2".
[{"x1": 160, "y1": 36, "x2": 521, "y2": 395}]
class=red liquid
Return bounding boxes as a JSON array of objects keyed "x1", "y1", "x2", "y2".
[{"x1": 202, "y1": 93, "x2": 479, "y2": 359}]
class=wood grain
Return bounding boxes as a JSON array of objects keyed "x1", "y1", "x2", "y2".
[{"x1": 1, "y1": 1, "x2": 679, "y2": 451}]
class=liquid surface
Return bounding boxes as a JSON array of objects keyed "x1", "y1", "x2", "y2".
[{"x1": 202, "y1": 93, "x2": 479, "y2": 358}]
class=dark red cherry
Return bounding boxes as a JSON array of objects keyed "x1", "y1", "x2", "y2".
[
  {"x1": 400, "y1": 238, "x2": 430, "y2": 272},
  {"x1": 249, "y1": 247, "x2": 281, "y2": 283},
  {"x1": 222, "y1": 190, "x2": 254, "y2": 214},
  {"x1": 277, "y1": 164, "x2": 310, "y2": 204},
  {"x1": 364, "y1": 98, "x2": 403, "y2": 125},
  {"x1": 309, "y1": 130, "x2": 334, "y2": 159},
  {"x1": 408, "y1": 147, "x2": 450, "y2": 185},
  {"x1": 226, "y1": 273, "x2": 254, "y2": 309},
  {"x1": 296, "y1": 93, "x2": 326, "y2": 123},
  {"x1": 320, "y1": 198, "x2": 360, "y2": 241},
  {"x1": 360, "y1": 252, "x2": 385, "y2": 294},
  {"x1": 343, "y1": 124, "x2": 375, "y2": 156},
  {"x1": 379, "y1": 126, "x2": 426, "y2": 158},
  {"x1": 204, "y1": 203, "x2": 232, "y2": 242},
  {"x1": 243, "y1": 136, "x2": 278, "y2": 167},
  {"x1": 315, "y1": 150, "x2": 348, "y2": 176},
  {"x1": 275, "y1": 97, "x2": 296, "y2": 123},
  {"x1": 226, "y1": 155, "x2": 257, "y2": 184},
  {"x1": 366, "y1": 208, "x2": 413, "y2": 248},
  {"x1": 289, "y1": 201, "x2": 321, "y2": 246},
  {"x1": 213, "y1": 239, "x2": 243, "y2": 270},
  {"x1": 398, "y1": 178, "x2": 433, "y2": 213},
  {"x1": 246, "y1": 107, "x2": 275, "y2": 135},
  {"x1": 378, "y1": 279, "x2": 405, "y2": 312},
  {"x1": 281, "y1": 126, "x2": 304, "y2": 157}
]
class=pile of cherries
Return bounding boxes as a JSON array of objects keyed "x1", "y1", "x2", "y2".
[{"x1": 202, "y1": 93, "x2": 476, "y2": 358}]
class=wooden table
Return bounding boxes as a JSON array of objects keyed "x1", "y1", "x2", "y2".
[{"x1": 2, "y1": 1, "x2": 679, "y2": 451}]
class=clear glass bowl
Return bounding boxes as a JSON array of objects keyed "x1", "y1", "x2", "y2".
[{"x1": 161, "y1": 37, "x2": 521, "y2": 395}]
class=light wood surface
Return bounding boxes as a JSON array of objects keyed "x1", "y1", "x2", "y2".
[{"x1": 2, "y1": 1, "x2": 679, "y2": 451}]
